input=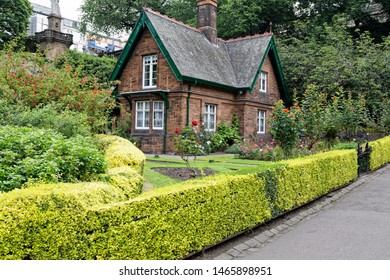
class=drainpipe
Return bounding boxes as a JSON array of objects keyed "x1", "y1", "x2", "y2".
[
  {"x1": 186, "y1": 84, "x2": 192, "y2": 126},
  {"x1": 158, "y1": 92, "x2": 170, "y2": 154}
]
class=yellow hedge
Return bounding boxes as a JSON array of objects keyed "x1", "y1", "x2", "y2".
[
  {"x1": 0, "y1": 135, "x2": 146, "y2": 259},
  {"x1": 96, "y1": 134, "x2": 146, "y2": 175},
  {"x1": 275, "y1": 150, "x2": 357, "y2": 212},
  {"x1": 0, "y1": 182, "x2": 129, "y2": 259},
  {"x1": 83, "y1": 174, "x2": 271, "y2": 260},
  {"x1": 0, "y1": 148, "x2": 360, "y2": 260},
  {"x1": 369, "y1": 135, "x2": 390, "y2": 171}
]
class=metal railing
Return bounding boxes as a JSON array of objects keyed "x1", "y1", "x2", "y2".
[{"x1": 357, "y1": 142, "x2": 371, "y2": 176}]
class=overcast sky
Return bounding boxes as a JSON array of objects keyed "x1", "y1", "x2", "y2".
[{"x1": 30, "y1": 0, "x2": 84, "y2": 21}]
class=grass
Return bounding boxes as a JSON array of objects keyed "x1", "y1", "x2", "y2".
[{"x1": 144, "y1": 154, "x2": 281, "y2": 189}]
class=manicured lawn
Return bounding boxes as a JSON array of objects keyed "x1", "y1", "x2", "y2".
[{"x1": 144, "y1": 154, "x2": 281, "y2": 189}]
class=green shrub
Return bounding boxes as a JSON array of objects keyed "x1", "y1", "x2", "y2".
[
  {"x1": 369, "y1": 135, "x2": 390, "y2": 170},
  {"x1": 54, "y1": 50, "x2": 117, "y2": 85},
  {"x1": 0, "y1": 100, "x2": 91, "y2": 137},
  {"x1": 0, "y1": 181, "x2": 132, "y2": 260},
  {"x1": 211, "y1": 117, "x2": 240, "y2": 152},
  {"x1": 331, "y1": 141, "x2": 358, "y2": 150},
  {"x1": 270, "y1": 100, "x2": 304, "y2": 156},
  {"x1": 96, "y1": 134, "x2": 146, "y2": 175},
  {"x1": 99, "y1": 167, "x2": 143, "y2": 199},
  {"x1": 0, "y1": 49, "x2": 116, "y2": 133},
  {"x1": 274, "y1": 150, "x2": 357, "y2": 212},
  {"x1": 0, "y1": 126, "x2": 106, "y2": 192}
]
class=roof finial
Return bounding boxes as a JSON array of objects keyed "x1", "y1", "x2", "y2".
[{"x1": 269, "y1": 21, "x2": 273, "y2": 33}]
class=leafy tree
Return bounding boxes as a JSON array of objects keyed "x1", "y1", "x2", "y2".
[
  {"x1": 164, "y1": 0, "x2": 197, "y2": 26},
  {"x1": 279, "y1": 16, "x2": 390, "y2": 113},
  {"x1": 79, "y1": 0, "x2": 168, "y2": 35},
  {"x1": 294, "y1": 0, "x2": 389, "y2": 40},
  {"x1": 218, "y1": 0, "x2": 296, "y2": 39},
  {"x1": 0, "y1": 0, "x2": 32, "y2": 48},
  {"x1": 54, "y1": 50, "x2": 117, "y2": 85}
]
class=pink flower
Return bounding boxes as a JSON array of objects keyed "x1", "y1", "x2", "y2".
[{"x1": 259, "y1": 148, "x2": 263, "y2": 152}]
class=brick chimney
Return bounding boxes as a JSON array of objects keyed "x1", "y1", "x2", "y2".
[{"x1": 197, "y1": 0, "x2": 218, "y2": 44}]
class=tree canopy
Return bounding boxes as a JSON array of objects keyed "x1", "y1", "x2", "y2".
[
  {"x1": 79, "y1": 0, "x2": 389, "y2": 40},
  {"x1": 79, "y1": 0, "x2": 168, "y2": 36},
  {"x1": 0, "y1": 0, "x2": 32, "y2": 48}
]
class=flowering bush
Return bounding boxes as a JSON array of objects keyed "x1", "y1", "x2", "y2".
[
  {"x1": 173, "y1": 121, "x2": 211, "y2": 176},
  {"x1": 234, "y1": 138, "x2": 277, "y2": 161},
  {"x1": 269, "y1": 100, "x2": 304, "y2": 156},
  {"x1": 0, "y1": 48, "x2": 116, "y2": 133},
  {"x1": 233, "y1": 137, "x2": 317, "y2": 161}
]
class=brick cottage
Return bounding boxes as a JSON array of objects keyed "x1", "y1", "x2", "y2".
[{"x1": 110, "y1": 0, "x2": 290, "y2": 154}]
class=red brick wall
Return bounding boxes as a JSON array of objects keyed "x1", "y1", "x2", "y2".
[
  {"x1": 119, "y1": 28, "x2": 183, "y2": 93},
  {"x1": 235, "y1": 55, "x2": 281, "y2": 139},
  {"x1": 117, "y1": 27, "x2": 282, "y2": 153}
]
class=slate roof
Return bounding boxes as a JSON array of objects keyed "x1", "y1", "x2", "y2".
[{"x1": 111, "y1": 8, "x2": 287, "y2": 95}]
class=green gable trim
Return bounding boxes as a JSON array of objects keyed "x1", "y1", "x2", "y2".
[
  {"x1": 109, "y1": 10, "x2": 183, "y2": 84},
  {"x1": 269, "y1": 39, "x2": 291, "y2": 104},
  {"x1": 182, "y1": 75, "x2": 247, "y2": 92},
  {"x1": 144, "y1": 19, "x2": 183, "y2": 82},
  {"x1": 249, "y1": 37, "x2": 290, "y2": 103},
  {"x1": 109, "y1": 12, "x2": 146, "y2": 82},
  {"x1": 250, "y1": 41, "x2": 272, "y2": 92}
]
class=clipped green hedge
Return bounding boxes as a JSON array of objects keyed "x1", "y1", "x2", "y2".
[
  {"x1": 0, "y1": 149, "x2": 359, "y2": 260},
  {"x1": 96, "y1": 134, "x2": 146, "y2": 175},
  {"x1": 0, "y1": 182, "x2": 129, "y2": 260},
  {"x1": 0, "y1": 134, "x2": 145, "y2": 259},
  {"x1": 274, "y1": 150, "x2": 357, "y2": 212},
  {"x1": 84, "y1": 174, "x2": 271, "y2": 260},
  {"x1": 369, "y1": 135, "x2": 390, "y2": 171},
  {"x1": 0, "y1": 174, "x2": 270, "y2": 260}
]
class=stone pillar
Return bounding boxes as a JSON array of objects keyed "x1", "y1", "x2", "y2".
[
  {"x1": 48, "y1": 13, "x2": 62, "y2": 32},
  {"x1": 34, "y1": 13, "x2": 73, "y2": 59}
]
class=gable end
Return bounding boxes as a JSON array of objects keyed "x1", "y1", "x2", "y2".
[{"x1": 110, "y1": 11, "x2": 183, "y2": 83}]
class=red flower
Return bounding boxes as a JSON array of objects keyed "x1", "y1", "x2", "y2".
[
  {"x1": 192, "y1": 120, "x2": 198, "y2": 126},
  {"x1": 175, "y1": 128, "x2": 180, "y2": 134},
  {"x1": 273, "y1": 115, "x2": 277, "y2": 119}
]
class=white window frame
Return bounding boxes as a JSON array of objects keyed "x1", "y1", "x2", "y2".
[
  {"x1": 142, "y1": 55, "x2": 158, "y2": 89},
  {"x1": 135, "y1": 101, "x2": 150, "y2": 129},
  {"x1": 153, "y1": 101, "x2": 164, "y2": 130},
  {"x1": 260, "y1": 71, "x2": 267, "y2": 93},
  {"x1": 257, "y1": 110, "x2": 266, "y2": 134},
  {"x1": 204, "y1": 104, "x2": 217, "y2": 131}
]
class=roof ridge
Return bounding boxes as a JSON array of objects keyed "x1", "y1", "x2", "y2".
[
  {"x1": 143, "y1": 7, "x2": 201, "y2": 33},
  {"x1": 224, "y1": 33, "x2": 273, "y2": 43}
]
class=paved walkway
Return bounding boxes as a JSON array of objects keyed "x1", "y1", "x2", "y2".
[{"x1": 202, "y1": 164, "x2": 390, "y2": 260}]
